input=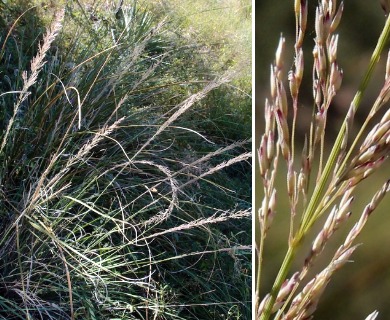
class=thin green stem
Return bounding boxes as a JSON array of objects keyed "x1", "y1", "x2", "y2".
[
  {"x1": 256, "y1": 221, "x2": 266, "y2": 313},
  {"x1": 291, "y1": 101, "x2": 298, "y2": 161},
  {"x1": 259, "y1": 246, "x2": 296, "y2": 320},
  {"x1": 16, "y1": 224, "x2": 31, "y2": 320},
  {"x1": 335, "y1": 96, "x2": 383, "y2": 180}
]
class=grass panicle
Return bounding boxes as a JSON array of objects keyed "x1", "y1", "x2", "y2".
[{"x1": 257, "y1": 1, "x2": 390, "y2": 319}]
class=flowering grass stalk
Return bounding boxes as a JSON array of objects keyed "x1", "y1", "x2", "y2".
[{"x1": 257, "y1": 1, "x2": 390, "y2": 319}]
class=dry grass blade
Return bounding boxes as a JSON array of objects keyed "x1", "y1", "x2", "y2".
[{"x1": 131, "y1": 73, "x2": 233, "y2": 161}]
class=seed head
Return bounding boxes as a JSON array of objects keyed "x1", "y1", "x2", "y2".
[
  {"x1": 258, "y1": 294, "x2": 271, "y2": 315},
  {"x1": 295, "y1": 48, "x2": 304, "y2": 82},
  {"x1": 270, "y1": 66, "x2": 277, "y2": 99},
  {"x1": 314, "y1": 110, "x2": 326, "y2": 144},
  {"x1": 276, "y1": 36, "x2": 286, "y2": 71},
  {"x1": 300, "y1": 1, "x2": 308, "y2": 33},
  {"x1": 381, "y1": 0, "x2": 390, "y2": 15},
  {"x1": 289, "y1": 71, "x2": 299, "y2": 99},
  {"x1": 315, "y1": 8, "x2": 325, "y2": 45},
  {"x1": 287, "y1": 164, "x2": 297, "y2": 199},
  {"x1": 333, "y1": 245, "x2": 358, "y2": 270},
  {"x1": 365, "y1": 311, "x2": 379, "y2": 320},
  {"x1": 329, "y1": 34, "x2": 339, "y2": 63},
  {"x1": 277, "y1": 82, "x2": 288, "y2": 117},
  {"x1": 267, "y1": 131, "x2": 275, "y2": 161},
  {"x1": 259, "y1": 136, "x2": 269, "y2": 177},
  {"x1": 276, "y1": 272, "x2": 299, "y2": 303},
  {"x1": 294, "y1": 0, "x2": 301, "y2": 15},
  {"x1": 330, "y1": 2, "x2": 344, "y2": 33},
  {"x1": 330, "y1": 62, "x2": 343, "y2": 92},
  {"x1": 317, "y1": 45, "x2": 327, "y2": 78}
]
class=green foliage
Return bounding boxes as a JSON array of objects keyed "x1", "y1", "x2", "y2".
[{"x1": 147, "y1": 0, "x2": 252, "y2": 142}]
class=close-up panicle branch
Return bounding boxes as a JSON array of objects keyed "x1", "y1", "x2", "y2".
[{"x1": 257, "y1": 1, "x2": 390, "y2": 319}]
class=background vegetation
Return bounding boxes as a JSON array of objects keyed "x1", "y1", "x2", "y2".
[
  {"x1": 257, "y1": 1, "x2": 390, "y2": 319},
  {"x1": 0, "y1": 0, "x2": 251, "y2": 319}
]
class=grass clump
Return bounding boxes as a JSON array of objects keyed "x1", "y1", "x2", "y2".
[
  {"x1": 0, "y1": 1, "x2": 251, "y2": 319},
  {"x1": 257, "y1": 1, "x2": 390, "y2": 319}
]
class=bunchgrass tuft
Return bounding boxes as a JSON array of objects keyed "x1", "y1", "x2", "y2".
[{"x1": 0, "y1": 1, "x2": 251, "y2": 319}]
